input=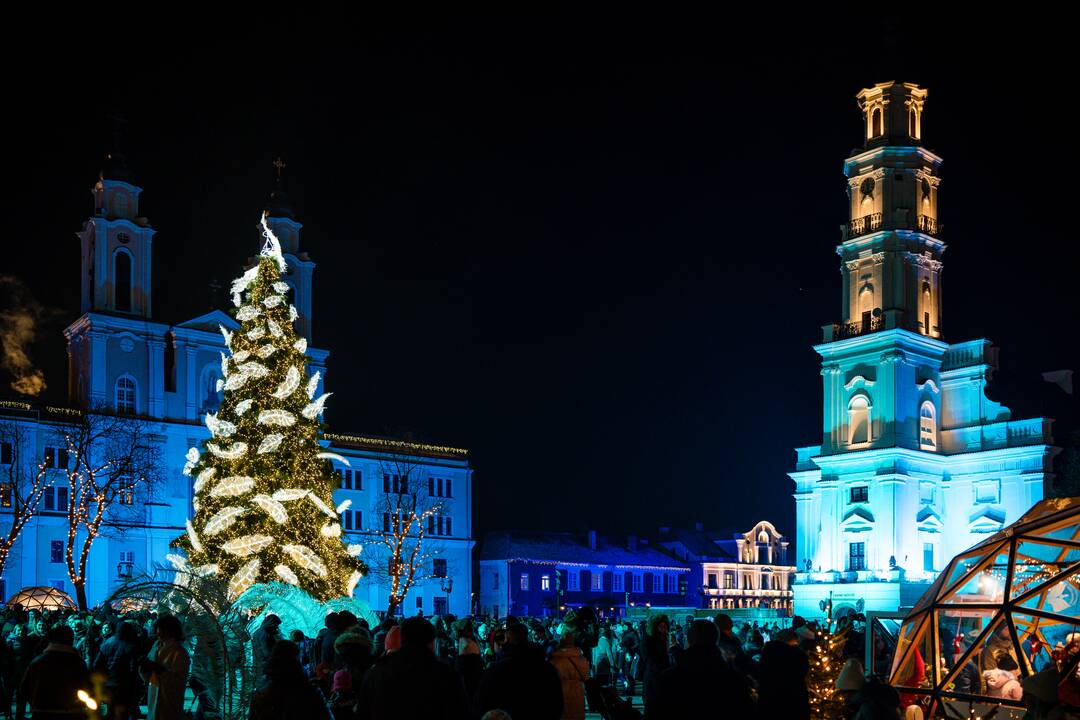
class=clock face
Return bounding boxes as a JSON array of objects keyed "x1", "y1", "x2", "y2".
[{"x1": 860, "y1": 177, "x2": 875, "y2": 199}]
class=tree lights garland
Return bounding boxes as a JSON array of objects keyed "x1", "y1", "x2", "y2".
[
  {"x1": 172, "y1": 214, "x2": 365, "y2": 601},
  {"x1": 807, "y1": 626, "x2": 847, "y2": 719}
]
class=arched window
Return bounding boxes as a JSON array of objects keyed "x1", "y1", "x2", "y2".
[
  {"x1": 848, "y1": 395, "x2": 871, "y2": 445},
  {"x1": 200, "y1": 365, "x2": 223, "y2": 413},
  {"x1": 909, "y1": 109, "x2": 917, "y2": 137},
  {"x1": 871, "y1": 108, "x2": 883, "y2": 137},
  {"x1": 922, "y1": 280, "x2": 932, "y2": 335},
  {"x1": 920, "y1": 401, "x2": 937, "y2": 450},
  {"x1": 115, "y1": 376, "x2": 136, "y2": 414},
  {"x1": 114, "y1": 249, "x2": 132, "y2": 312},
  {"x1": 758, "y1": 530, "x2": 769, "y2": 543},
  {"x1": 859, "y1": 286, "x2": 876, "y2": 333}
]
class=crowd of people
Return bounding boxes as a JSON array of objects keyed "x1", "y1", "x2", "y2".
[{"x1": 0, "y1": 603, "x2": 1076, "y2": 720}]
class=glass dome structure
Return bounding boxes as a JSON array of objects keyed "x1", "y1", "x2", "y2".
[
  {"x1": 890, "y1": 497, "x2": 1080, "y2": 716},
  {"x1": 6, "y1": 585, "x2": 78, "y2": 611}
]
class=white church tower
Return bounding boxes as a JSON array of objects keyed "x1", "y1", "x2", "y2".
[{"x1": 790, "y1": 82, "x2": 1060, "y2": 618}]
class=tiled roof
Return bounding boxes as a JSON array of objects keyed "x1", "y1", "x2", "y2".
[{"x1": 480, "y1": 532, "x2": 689, "y2": 570}]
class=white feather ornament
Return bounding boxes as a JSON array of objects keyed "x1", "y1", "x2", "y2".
[
  {"x1": 267, "y1": 319, "x2": 283, "y2": 338},
  {"x1": 336, "y1": 499, "x2": 352, "y2": 513},
  {"x1": 263, "y1": 295, "x2": 283, "y2": 308},
  {"x1": 228, "y1": 558, "x2": 261, "y2": 600},
  {"x1": 186, "y1": 520, "x2": 204, "y2": 554},
  {"x1": 317, "y1": 452, "x2": 349, "y2": 465},
  {"x1": 282, "y1": 544, "x2": 328, "y2": 577},
  {"x1": 256, "y1": 344, "x2": 278, "y2": 359},
  {"x1": 205, "y1": 413, "x2": 237, "y2": 438},
  {"x1": 220, "y1": 352, "x2": 229, "y2": 377},
  {"x1": 258, "y1": 409, "x2": 296, "y2": 427},
  {"x1": 232, "y1": 292, "x2": 241, "y2": 307},
  {"x1": 207, "y1": 442, "x2": 248, "y2": 460},
  {"x1": 272, "y1": 488, "x2": 309, "y2": 502},
  {"x1": 235, "y1": 399, "x2": 254, "y2": 416},
  {"x1": 346, "y1": 570, "x2": 363, "y2": 596},
  {"x1": 257, "y1": 434, "x2": 284, "y2": 454},
  {"x1": 209, "y1": 476, "x2": 256, "y2": 498},
  {"x1": 220, "y1": 326, "x2": 233, "y2": 348},
  {"x1": 167, "y1": 554, "x2": 189, "y2": 572},
  {"x1": 294, "y1": 338, "x2": 307, "y2": 354},
  {"x1": 246, "y1": 326, "x2": 266, "y2": 340},
  {"x1": 252, "y1": 494, "x2": 289, "y2": 524},
  {"x1": 272, "y1": 366, "x2": 301, "y2": 399},
  {"x1": 308, "y1": 493, "x2": 337, "y2": 518},
  {"x1": 321, "y1": 523, "x2": 342, "y2": 537},
  {"x1": 224, "y1": 373, "x2": 250, "y2": 391},
  {"x1": 204, "y1": 506, "x2": 247, "y2": 535},
  {"x1": 231, "y1": 265, "x2": 259, "y2": 295},
  {"x1": 237, "y1": 362, "x2": 270, "y2": 378},
  {"x1": 221, "y1": 534, "x2": 275, "y2": 557},
  {"x1": 259, "y1": 215, "x2": 288, "y2": 271},
  {"x1": 306, "y1": 371, "x2": 321, "y2": 399},
  {"x1": 186, "y1": 447, "x2": 200, "y2": 464},
  {"x1": 273, "y1": 281, "x2": 290, "y2": 294},
  {"x1": 216, "y1": 378, "x2": 225, "y2": 392},
  {"x1": 289, "y1": 305, "x2": 299, "y2": 322},
  {"x1": 193, "y1": 467, "x2": 216, "y2": 493},
  {"x1": 194, "y1": 563, "x2": 219, "y2": 577},
  {"x1": 236, "y1": 305, "x2": 261, "y2": 321},
  {"x1": 301, "y1": 393, "x2": 332, "y2": 419},
  {"x1": 232, "y1": 350, "x2": 251, "y2": 363},
  {"x1": 275, "y1": 564, "x2": 300, "y2": 586},
  {"x1": 347, "y1": 544, "x2": 363, "y2": 557}
]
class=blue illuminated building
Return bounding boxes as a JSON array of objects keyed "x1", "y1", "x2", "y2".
[
  {"x1": 0, "y1": 158, "x2": 474, "y2": 613},
  {"x1": 791, "y1": 82, "x2": 1060, "y2": 619},
  {"x1": 478, "y1": 531, "x2": 690, "y2": 618}
]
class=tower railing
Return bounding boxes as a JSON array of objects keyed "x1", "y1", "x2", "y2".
[
  {"x1": 848, "y1": 212, "x2": 883, "y2": 238},
  {"x1": 917, "y1": 214, "x2": 939, "y2": 235},
  {"x1": 836, "y1": 316, "x2": 884, "y2": 338}
]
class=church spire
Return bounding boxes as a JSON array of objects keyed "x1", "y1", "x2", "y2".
[
  {"x1": 265, "y1": 156, "x2": 295, "y2": 220},
  {"x1": 258, "y1": 156, "x2": 314, "y2": 342}
]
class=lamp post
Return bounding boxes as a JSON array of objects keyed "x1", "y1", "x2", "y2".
[{"x1": 439, "y1": 576, "x2": 454, "y2": 616}]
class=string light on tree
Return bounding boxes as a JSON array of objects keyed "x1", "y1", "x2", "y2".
[{"x1": 173, "y1": 213, "x2": 366, "y2": 600}]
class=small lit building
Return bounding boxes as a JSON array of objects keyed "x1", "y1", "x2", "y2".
[
  {"x1": 656, "y1": 521, "x2": 795, "y2": 614},
  {"x1": 478, "y1": 531, "x2": 691, "y2": 619}
]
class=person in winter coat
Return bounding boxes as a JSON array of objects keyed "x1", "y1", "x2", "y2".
[
  {"x1": 591, "y1": 627, "x2": 618, "y2": 687},
  {"x1": 139, "y1": 614, "x2": 190, "y2": 720},
  {"x1": 249, "y1": 640, "x2": 333, "y2": 720},
  {"x1": 477, "y1": 623, "x2": 564, "y2": 720},
  {"x1": 93, "y1": 621, "x2": 143, "y2": 720},
  {"x1": 846, "y1": 677, "x2": 901, "y2": 720},
  {"x1": 640, "y1": 614, "x2": 671, "y2": 715},
  {"x1": 355, "y1": 617, "x2": 470, "y2": 720},
  {"x1": 548, "y1": 631, "x2": 590, "y2": 720},
  {"x1": 18, "y1": 625, "x2": 91, "y2": 720},
  {"x1": 452, "y1": 618, "x2": 484, "y2": 712},
  {"x1": 251, "y1": 614, "x2": 282, "y2": 682},
  {"x1": 650, "y1": 620, "x2": 753, "y2": 720},
  {"x1": 757, "y1": 629, "x2": 811, "y2": 720}
]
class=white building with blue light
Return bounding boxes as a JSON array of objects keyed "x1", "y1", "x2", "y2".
[
  {"x1": 0, "y1": 155, "x2": 473, "y2": 614},
  {"x1": 790, "y1": 82, "x2": 1060, "y2": 619}
]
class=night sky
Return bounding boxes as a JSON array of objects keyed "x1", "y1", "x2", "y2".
[{"x1": 5, "y1": 13, "x2": 1078, "y2": 549}]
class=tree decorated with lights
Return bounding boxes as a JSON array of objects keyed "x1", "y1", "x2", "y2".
[
  {"x1": 807, "y1": 625, "x2": 848, "y2": 720},
  {"x1": 172, "y1": 215, "x2": 365, "y2": 601}
]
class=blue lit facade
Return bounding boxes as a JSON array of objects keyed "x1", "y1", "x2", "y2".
[
  {"x1": 791, "y1": 82, "x2": 1059, "y2": 619},
  {"x1": 478, "y1": 532, "x2": 690, "y2": 618},
  {"x1": 0, "y1": 166, "x2": 474, "y2": 613}
]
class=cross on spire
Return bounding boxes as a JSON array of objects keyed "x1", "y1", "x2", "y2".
[{"x1": 273, "y1": 157, "x2": 286, "y2": 183}]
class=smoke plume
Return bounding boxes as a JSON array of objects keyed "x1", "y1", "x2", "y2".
[{"x1": 0, "y1": 275, "x2": 48, "y2": 396}]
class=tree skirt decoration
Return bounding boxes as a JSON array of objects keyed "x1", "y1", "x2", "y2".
[
  {"x1": 890, "y1": 497, "x2": 1080, "y2": 718},
  {"x1": 6, "y1": 585, "x2": 78, "y2": 611},
  {"x1": 232, "y1": 582, "x2": 379, "y2": 639}
]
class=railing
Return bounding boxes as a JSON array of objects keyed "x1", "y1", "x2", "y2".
[
  {"x1": 836, "y1": 316, "x2": 884, "y2": 339},
  {"x1": 848, "y1": 212, "x2": 883, "y2": 238},
  {"x1": 917, "y1": 214, "x2": 939, "y2": 235}
]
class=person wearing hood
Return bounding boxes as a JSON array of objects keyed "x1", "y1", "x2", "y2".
[
  {"x1": 650, "y1": 620, "x2": 753, "y2": 720},
  {"x1": 249, "y1": 640, "x2": 333, "y2": 720},
  {"x1": 548, "y1": 629, "x2": 590, "y2": 720},
  {"x1": 18, "y1": 625, "x2": 91, "y2": 720},
  {"x1": 251, "y1": 614, "x2": 282, "y2": 682}
]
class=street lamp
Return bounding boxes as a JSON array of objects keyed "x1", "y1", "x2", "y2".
[{"x1": 439, "y1": 576, "x2": 454, "y2": 616}]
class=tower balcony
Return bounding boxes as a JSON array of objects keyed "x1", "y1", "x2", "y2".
[
  {"x1": 917, "y1": 214, "x2": 939, "y2": 235},
  {"x1": 846, "y1": 212, "x2": 883, "y2": 239},
  {"x1": 833, "y1": 315, "x2": 884, "y2": 339}
]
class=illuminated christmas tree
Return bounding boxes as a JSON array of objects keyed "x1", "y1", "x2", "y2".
[
  {"x1": 807, "y1": 626, "x2": 848, "y2": 720},
  {"x1": 172, "y1": 215, "x2": 365, "y2": 601}
]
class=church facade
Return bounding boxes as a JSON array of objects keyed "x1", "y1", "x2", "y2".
[
  {"x1": 0, "y1": 160, "x2": 473, "y2": 614},
  {"x1": 790, "y1": 82, "x2": 1059, "y2": 619}
]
